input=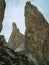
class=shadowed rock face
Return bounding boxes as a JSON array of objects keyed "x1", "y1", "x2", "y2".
[
  {"x1": 0, "y1": 46, "x2": 34, "y2": 65},
  {"x1": 25, "y1": 1, "x2": 49, "y2": 64},
  {"x1": 0, "y1": 0, "x2": 6, "y2": 32}
]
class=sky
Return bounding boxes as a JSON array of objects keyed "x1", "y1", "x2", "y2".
[{"x1": 0, "y1": 0, "x2": 49, "y2": 42}]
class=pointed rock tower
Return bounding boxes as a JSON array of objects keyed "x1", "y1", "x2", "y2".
[
  {"x1": 25, "y1": 1, "x2": 49, "y2": 65},
  {"x1": 8, "y1": 22, "x2": 25, "y2": 51}
]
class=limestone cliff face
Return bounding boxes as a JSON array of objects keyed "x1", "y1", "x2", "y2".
[
  {"x1": 0, "y1": 0, "x2": 6, "y2": 32},
  {"x1": 8, "y1": 23, "x2": 25, "y2": 51},
  {"x1": 25, "y1": 1, "x2": 49, "y2": 64}
]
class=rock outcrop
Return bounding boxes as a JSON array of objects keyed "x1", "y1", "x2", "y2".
[
  {"x1": 0, "y1": 0, "x2": 6, "y2": 32},
  {"x1": 0, "y1": 45, "x2": 35, "y2": 65},
  {"x1": 8, "y1": 23, "x2": 25, "y2": 51},
  {"x1": 0, "y1": 35, "x2": 6, "y2": 46},
  {"x1": 25, "y1": 1, "x2": 49, "y2": 65},
  {"x1": 0, "y1": 0, "x2": 34, "y2": 65},
  {"x1": 0, "y1": 1, "x2": 49, "y2": 65}
]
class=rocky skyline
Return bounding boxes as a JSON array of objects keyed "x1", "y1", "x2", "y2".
[
  {"x1": 8, "y1": 22, "x2": 25, "y2": 52},
  {"x1": 0, "y1": 0, "x2": 49, "y2": 42},
  {"x1": 0, "y1": 0, "x2": 49, "y2": 65},
  {"x1": 8, "y1": 1, "x2": 49, "y2": 65}
]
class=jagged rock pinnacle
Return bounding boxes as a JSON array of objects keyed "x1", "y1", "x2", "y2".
[
  {"x1": 25, "y1": 1, "x2": 49, "y2": 65},
  {"x1": 8, "y1": 22, "x2": 24, "y2": 51}
]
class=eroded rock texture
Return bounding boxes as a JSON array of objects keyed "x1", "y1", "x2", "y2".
[
  {"x1": 25, "y1": 2, "x2": 49, "y2": 65},
  {"x1": 0, "y1": 0, "x2": 6, "y2": 32},
  {"x1": 0, "y1": 45, "x2": 34, "y2": 65},
  {"x1": 8, "y1": 23, "x2": 25, "y2": 51},
  {"x1": 0, "y1": 24, "x2": 35, "y2": 65},
  {"x1": 0, "y1": 35, "x2": 6, "y2": 46}
]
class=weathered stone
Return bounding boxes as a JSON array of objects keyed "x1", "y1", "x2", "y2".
[
  {"x1": 0, "y1": 0, "x2": 6, "y2": 32},
  {"x1": 25, "y1": 1, "x2": 49, "y2": 65},
  {"x1": 0, "y1": 35, "x2": 7, "y2": 46},
  {"x1": 0, "y1": 45, "x2": 34, "y2": 65},
  {"x1": 0, "y1": 35, "x2": 4, "y2": 45},
  {"x1": 8, "y1": 22, "x2": 25, "y2": 51}
]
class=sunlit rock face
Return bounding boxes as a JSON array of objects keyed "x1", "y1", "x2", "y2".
[
  {"x1": 0, "y1": 0, "x2": 6, "y2": 32},
  {"x1": 8, "y1": 23, "x2": 25, "y2": 51},
  {"x1": 25, "y1": 1, "x2": 49, "y2": 64}
]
